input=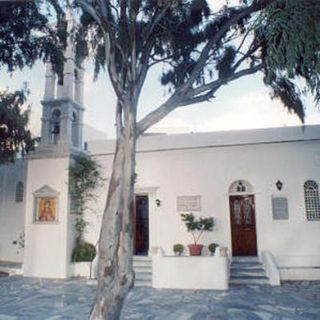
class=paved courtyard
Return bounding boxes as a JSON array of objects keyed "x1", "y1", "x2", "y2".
[{"x1": 0, "y1": 276, "x2": 319, "y2": 320}]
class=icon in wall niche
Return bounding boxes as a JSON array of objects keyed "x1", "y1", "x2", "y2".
[
  {"x1": 33, "y1": 185, "x2": 59, "y2": 223},
  {"x1": 36, "y1": 197, "x2": 57, "y2": 222}
]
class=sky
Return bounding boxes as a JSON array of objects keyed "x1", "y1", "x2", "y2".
[
  {"x1": 2, "y1": 61, "x2": 320, "y2": 140},
  {"x1": 2, "y1": 0, "x2": 320, "y2": 139}
]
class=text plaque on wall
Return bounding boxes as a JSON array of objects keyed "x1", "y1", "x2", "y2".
[
  {"x1": 177, "y1": 195, "x2": 201, "y2": 212},
  {"x1": 272, "y1": 197, "x2": 289, "y2": 220}
]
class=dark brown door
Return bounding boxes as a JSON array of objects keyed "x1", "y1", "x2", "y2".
[
  {"x1": 134, "y1": 195, "x2": 149, "y2": 255},
  {"x1": 229, "y1": 195, "x2": 257, "y2": 256}
]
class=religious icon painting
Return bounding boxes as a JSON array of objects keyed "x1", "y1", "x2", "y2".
[
  {"x1": 35, "y1": 197, "x2": 58, "y2": 223},
  {"x1": 33, "y1": 185, "x2": 60, "y2": 224}
]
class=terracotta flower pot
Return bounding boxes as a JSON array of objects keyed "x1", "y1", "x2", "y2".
[{"x1": 188, "y1": 244, "x2": 203, "y2": 256}]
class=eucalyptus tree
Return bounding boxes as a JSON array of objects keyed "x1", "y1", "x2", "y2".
[
  {"x1": 0, "y1": 0, "x2": 65, "y2": 162},
  {"x1": 72, "y1": 0, "x2": 320, "y2": 318}
]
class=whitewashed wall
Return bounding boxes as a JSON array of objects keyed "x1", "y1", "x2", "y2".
[
  {"x1": 1, "y1": 125, "x2": 319, "y2": 281},
  {"x1": 86, "y1": 126, "x2": 320, "y2": 279},
  {"x1": 0, "y1": 160, "x2": 27, "y2": 262},
  {"x1": 23, "y1": 157, "x2": 71, "y2": 278}
]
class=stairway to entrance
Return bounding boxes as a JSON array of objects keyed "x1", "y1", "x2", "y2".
[
  {"x1": 230, "y1": 256, "x2": 269, "y2": 285},
  {"x1": 0, "y1": 261, "x2": 23, "y2": 276},
  {"x1": 133, "y1": 256, "x2": 152, "y2": 287}
]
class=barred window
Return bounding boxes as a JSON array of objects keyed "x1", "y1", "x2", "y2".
[
  {"x1": 16, "y1": 182, "x2": 24, "y2": 203},
  {"x1": 304, "y1": 180, "x2": 320, "y2": 221}
]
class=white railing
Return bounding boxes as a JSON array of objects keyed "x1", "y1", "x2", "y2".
[{"x1": 261, "y1": 251, "x2": 280, "y2": 286}]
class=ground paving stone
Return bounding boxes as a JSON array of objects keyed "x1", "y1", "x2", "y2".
[{"x1": 0, "y1": 277, "x2": 319, "y2": 320}]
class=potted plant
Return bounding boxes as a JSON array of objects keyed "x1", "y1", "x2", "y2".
[
  {"x1": 208, "y1": 243, "x2": 219, "y2": 256},
  {"x1": 173, "y1": 243, "x2": 184, "y2": 256},
  {"x1": 181, "y1": 213, "x2": 214, "y2": 256}
]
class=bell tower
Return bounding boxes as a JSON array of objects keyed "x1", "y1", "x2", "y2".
[
  {"x1": 40, "y1": 13, "x2": 84, "y2": 155},
  {"x1": 23, "y1": 11, "x2": 85, "y2": 279}
]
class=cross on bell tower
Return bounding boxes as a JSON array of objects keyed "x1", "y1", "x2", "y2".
[{"x1": 40, "y1": 12, "x2": 84, "y2": 155}]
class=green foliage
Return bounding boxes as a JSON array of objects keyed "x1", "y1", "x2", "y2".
[
  {"x1": 216, "y1": 46, "x2": 237, "y2": 79},
  {"x1": 69, "y1": 153, "x2": 104, "y2": 245},
  {"x1": 69, "y1": 153, "x2": 104, "y2": 215},
  {"x1": 72, "y1": 241, "x2": 97, "y2": 262},
  {"x1": 173, "y1": 243, "x2": 184, "y2": 253},
  {"x1": 0, "y1": 1, "x2": 66, "y2": 164},
  {"x1": 257, "y1": 0, "x2": 320, "y2": 121},
  {"x1": 0, "y1": 1, "x2": 65, "y2": 74},
  {"x1": 181, "y1": 213, "x2": 214, "y2": 232},
  {"x1": 74, "y1": 0, "x2": 211, "y2": 84},
  {"x1": 74, "y1": 0, "x2": 320, "y2": 128},
  {"x1": 74, "y1": 216, "x2": 88, "y2": 243},
  {"x1": 0, "y1": 87, "x2": 35, "y2": 163},
  {"x1": 208, "y1": 243, "x2": 218, "y2": 253},
  {"x1": 181, "y1": 213, "x2": 214, "y2": 245}
]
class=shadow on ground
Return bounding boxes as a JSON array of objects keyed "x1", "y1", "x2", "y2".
[{"x1": 0, "y1": 276, "x2": 319, "y2": 319}]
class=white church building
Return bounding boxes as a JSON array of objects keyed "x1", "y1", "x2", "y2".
[{"x1": 0, "y1": 49, "x2": 320, "y2": 289}]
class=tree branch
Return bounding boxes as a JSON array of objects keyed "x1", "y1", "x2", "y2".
[
  {"x1": 136, "y1": 63, "x2": 263, "y2": 136},
  {"x1": 76, "y1": 0, "x2": 104, "y2": 28},
  {"x1": 179, "y1": 0, "x2": 276, "y2": 94},
  {"x1": 187, "y1": 63, "x2": 263, "y2": 99}
]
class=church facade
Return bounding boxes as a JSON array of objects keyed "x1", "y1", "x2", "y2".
[
  {"x1": 0, "y1": 45, "x2": 320, "y2": 284},
  {"x1": 86, "y1": 125, "x2": 320, "y2": 283}
]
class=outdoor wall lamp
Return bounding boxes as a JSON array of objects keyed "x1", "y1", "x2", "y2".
[
  {"x1": 155, "y1": 199, "x2": 161, "y2": 207},
  {"x1": 276, "y1": 180, "x2": 283, "y2": 191}
]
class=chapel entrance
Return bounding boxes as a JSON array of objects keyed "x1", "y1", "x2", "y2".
[
  {"x1": 229, "y1": 181, "x2": 257, "y2": 256},
  {"x1": 133, "y1": 195, "x2": 149, "y2": 255}
]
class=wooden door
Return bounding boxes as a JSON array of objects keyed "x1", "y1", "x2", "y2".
[
  {"x1": 229, "y1": 195, "x2": 257, "y2": 256},
  {"x1": 134, "y1": 195, "x2": 149, "y2": 255}
]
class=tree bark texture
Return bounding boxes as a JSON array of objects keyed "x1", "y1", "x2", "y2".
[{"x1": 89, "y1": 102, "x2": 137, "y2": 320}]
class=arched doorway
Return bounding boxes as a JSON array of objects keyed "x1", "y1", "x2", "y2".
[{"x1": 229, "y1": 180, "x2": 257, "y2": 256}]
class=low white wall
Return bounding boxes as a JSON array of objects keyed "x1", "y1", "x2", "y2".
[
  {"x1": 69, "y1": 262, "x2": 92, "y2": 278},
  {"x1": 276, "y1": 254, "x2": 320, "y2": 281},
  {"x1": 261, "y1": 251, "x2": 280, "y2": 286},
  {"x1": 279, "y1": 268, "x2": 320, "y2": 281},
  {"x1": 152, "y1": 255, "x2": 229, "y2": 290}
]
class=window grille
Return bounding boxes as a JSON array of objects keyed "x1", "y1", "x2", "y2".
[{"x1": 304, "y1": 180, "x2": 320, "y2": 221}]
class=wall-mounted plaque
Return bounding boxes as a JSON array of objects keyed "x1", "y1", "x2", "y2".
[
  {"x1": 177, "y1": 195, "x2": 201, "y2": 212},
  {"x1": 33, "y1": 185, "x2": 59, "y2": 223},
  {"x1": 272, "y1": 197, "x2": 288, "y2": 220}
]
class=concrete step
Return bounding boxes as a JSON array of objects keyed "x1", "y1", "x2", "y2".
[
  {"x1": 230, "y1": 256, "x2": 269, "y2": 286},
  {"x1": 232, "y1": 256, "x2": 260, "y2": 263},
  {"x1": 133, "y1": 265, "x2": 152, "y2": 272},
  {"x1": 132, "y1": 255, "x2": 152, "y2": 261},
  {"x1": 229, "y1": 277, "x2": 269, "y2": 285},
  {"x1": 0, "y1": 261, "x2": 23, "y2": 276},
  {"x1": 135, "y1": 272, "x2": 152, "y2": 281},
  {"x1": 231, "y1": 262, "x2": 262, "y2": 268},
  {"x1": 231, "y1": 273, "x2": 268, "y2": 280},
  {"x1": 133, "y1": 260, "x2": 152, "y2": 268},
  {"x1": 133, "y1": 256, "x2": 152, "y2": 288},
  {"x1": 132, "y1": 256, "x2": 152, "y2": 268},
  {"x1": 134, "y1": 279, "x2": 152, "y2": 287},
  {"x1": 231, "y1": 269, "x2": 266, "y2": 277}
]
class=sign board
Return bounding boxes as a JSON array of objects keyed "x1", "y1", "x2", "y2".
[
  {"x1": 272, "y1": 197, "x2": 289, "y2": 220},
  {"x1": 177, "y1": 195, "x2": 201, "y2": 212}
]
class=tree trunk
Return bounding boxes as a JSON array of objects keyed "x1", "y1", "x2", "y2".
[{"x1": 89, "y1": 107, "x2": 137, "y2": 320}]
